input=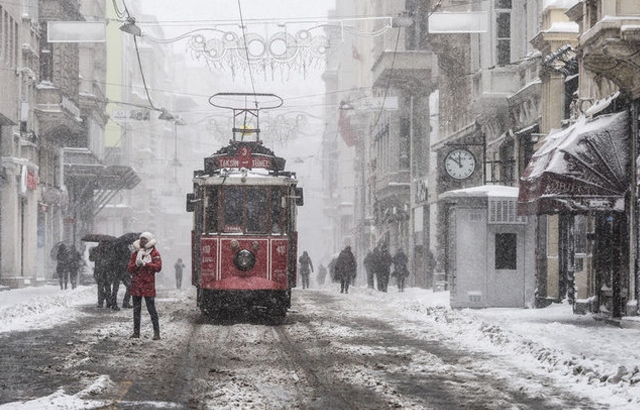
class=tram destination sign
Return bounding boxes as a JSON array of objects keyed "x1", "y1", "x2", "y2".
[
  {"x1": 214, "y1": 156, "x2": 272, "y2": 169},
  {"x1": 204, "y1": 143, "x2": 287, "y2": 173}
]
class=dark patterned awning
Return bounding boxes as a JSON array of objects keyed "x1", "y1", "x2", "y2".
[
  {"x1": 63, "y1": 148, "x2": 140, "y2": 190},
  {"x1": 517, "y1": 110, "x2": 629, "y2": 215}
]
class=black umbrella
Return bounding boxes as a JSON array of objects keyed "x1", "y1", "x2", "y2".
[
  {"x1": 81, "y1": 233, "x2": 116, "y2": 243},
  {"x1": 113, "y1": 232, "x2": 141, "y2": 244},
  {"x1": 49, "y1": 241, "x2": 65, "y2": 260}
]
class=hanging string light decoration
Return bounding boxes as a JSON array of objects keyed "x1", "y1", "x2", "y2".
[{"x1": 187, "y1": 28, "x2": 330, "y2": 80}]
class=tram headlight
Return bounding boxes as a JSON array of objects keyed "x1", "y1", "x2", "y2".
[{"x1": 234, "y1": 249, "x2": 256, "y2": 271}]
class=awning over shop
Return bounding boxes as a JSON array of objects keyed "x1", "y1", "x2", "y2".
[
  {"x1": 63, "y1": 148, "x2": 140, "y2": 189},
  {"x1": 63, "y1": 147, "x2": 140, "y2": 217},
  {"x1": 517, "y1": 110, "x2": 629, "y2": 215}
]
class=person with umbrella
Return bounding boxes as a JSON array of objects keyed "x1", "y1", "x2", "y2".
[
  {"x1": 89, "y1": 238, "x2": 114, "y2": 308},
  {"x1": 108, "y1": 232, "x2": 139, "y2": 310},
  {"x1": 127, "y1": 232, "x2": 163, "y2": 340}
]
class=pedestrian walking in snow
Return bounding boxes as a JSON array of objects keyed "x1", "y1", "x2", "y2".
[
  {"x1": 375, "y1": 244, "x2": 392, "y2": 292},
  {"x1": 317, "y1": 263, "x2": 328, "y2": 286},
  {"x1": 334, "y1": 246, "x2": 357, "y2": 294},
  {"x1": 298, "y1": 251, "x2": 314, "y2": 289},
  {"x1": 392, "y1": 248, "x2": 410, "y2": 292},
  {"x1": 89, "y1": 241, "x2": 112, "y2": 306},
  {"x1": 363, "y1": 248, "x2": 376, "y2": 289},
  {"x1": 127, "y1": 232, "x2": 162, "y2": 340},
  {"x1": 174, "y1": 258, "x2": 185, "y2": 289},
  {"x1": 56, "y1": 244, "x2": 70, "y2": 290},
  {"x1": 108, "y1": 241, "x2": 133, "y2": 310},
  {"x1": 67, "y1": 245, "x2": 83, "y2": 290}
]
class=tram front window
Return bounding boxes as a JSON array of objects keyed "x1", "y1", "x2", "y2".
[
  {"x1": 246, "y1": 187, "x2": 267, "y2": 233},
  {"x1": 223, "y1": 187, "x2": 243, "y2": 232}
]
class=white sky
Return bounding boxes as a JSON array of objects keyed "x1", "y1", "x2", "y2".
[{"x1": 1, "y1": 283, "x2": 640, "y2": 409}]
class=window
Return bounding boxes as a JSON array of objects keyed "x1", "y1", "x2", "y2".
[
  {"x1": 220, "y1": 186, "x2": 282, "y2": 234},
  {"x1": 246, "y1": 187, "x2": 266, "y2": 233},
  {"x1": 271, "y1": 187, "x2": 283, "y2": 233},
  {"x1": 495, "y1": 0, "x2": 511, "y2": 65},
  {"x1": 206, "y1": 188, "x2": 218, "y2": 233},
  {"x1": 223, "y1": 187, "x2": 243, "y2": 232},
  {"x1": 1, "y1": 8, "x2": 5, "y2": 62},
  {"x1": 495, "y1": 233, "x2": 517, "y2": 269},
  {"x1": 574, "y1": 215, "x2": 587, "y2": 272}
]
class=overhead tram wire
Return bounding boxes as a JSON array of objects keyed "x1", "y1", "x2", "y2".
[
  {"x1": 111, "y1": 0, "x2": 127, "y2": 19},
  {"x1": 236, "y1": 0, "x2": 259, "y2": 121}
]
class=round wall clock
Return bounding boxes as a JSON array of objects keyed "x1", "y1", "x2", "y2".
[{"x1": 444, "y1": 148, "x2": 476, "y2": 180}]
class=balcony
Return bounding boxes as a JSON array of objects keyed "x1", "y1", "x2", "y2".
[
  {"x1": 35, "y1": 84, "x2": 83, "y2": 136},
  {"x1": 371, "y1": 50, "x2": 435, "y2": 95},
  {"x1": 580, "y1": 17, "x2": 640, "y2": 99}
]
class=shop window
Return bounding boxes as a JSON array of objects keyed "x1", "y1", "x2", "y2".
[{"x1": 495, "y1": 232, "x2": 517, "y2": 269}]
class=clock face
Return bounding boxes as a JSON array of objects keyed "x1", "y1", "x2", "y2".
[{"x1": 444, "y1": 149, "x2": 476, "y2": 180}]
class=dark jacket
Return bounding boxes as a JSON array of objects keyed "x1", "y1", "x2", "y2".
[
  {"x1": 56, "y1": 244, "x2": 69, "y2": 274},
  {"x1": 392, "y1": 249, "x2": 409, "y2": 277},
  {"x1": 89, "y1": 242, "x2": 112, "y2": 279},
  {"x1": 376, "y1": 247, "x2": 392, "y2": 275},
  {"x1": 299, "y1": 252, "x2": 314, "y2": 274},
  {"x1": 334, "y1": 247, "x2": 357, "y2": 280}
]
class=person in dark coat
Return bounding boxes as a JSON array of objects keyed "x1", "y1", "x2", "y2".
[
  {"x1": 392, "y1": 248, "x2": 410, "y2": 292},
  {"x1": 89, "y1": 241, "x2": 112, "y2": 307},
  {"x1": 334, "y1": 246, "x2": 357, "y2": 294},
  {"x1": 67, "y1": 245, "x2": 83, "y2": 290},
  {"x1": 127, "y1": 232, "x2": 162, "y2": 340},
  {"x1": 328, "y1": 257, "x2": 338, "y2": 283},
  {"x1": 317, "y1": 263, "x2": 328, "y2": 286},
  {"x1": 363, "y1": 248, "x2": 376, "y2": 289},
  {"x1": 298, "y1": 251, "x2": 314, "y2": 289},
  {"x1": 56, "y1": 244, "x2": 70, "y2": 290},
  {"x1": 375, "y1": 244, "x2": 392, "y2": 292},
  {"x1": 174, "y1": 258, "x2": 185, "y2": 289},
  {"x1": 109, "y1": 242, "x2": 133, "y2": 310}
]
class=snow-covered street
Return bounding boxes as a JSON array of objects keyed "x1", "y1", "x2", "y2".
[{"x1": 1, "y1": 282, "x2": 640, "y2": 409}]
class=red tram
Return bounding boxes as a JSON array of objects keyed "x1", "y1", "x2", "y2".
[{"x1": 186, "y1": 93, "x2": 303, "y2": 318}]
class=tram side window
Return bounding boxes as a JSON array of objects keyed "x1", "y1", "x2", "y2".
[
  {"x1": 246, "y1": 187, "x2": 267, "y2": 233},
  {"x1": 271, "y1": 187, "x2": 283, "y2": 234},
  {"x1": 206, "y1": 188, "x2": 218, "y2": 233},
  {"x1": 223, "y1": 186, "x2": 243, "y2": 232}
]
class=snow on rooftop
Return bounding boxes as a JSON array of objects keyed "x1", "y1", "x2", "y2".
[
  {"x1": 439, "y1": 185, "x2": 519, "y2": 200},
  {"x1": 543, "y1": 0, "x2": 581, "y2": 11},
  {"x1": 546, "y1": 21, "x2": 579, "y2": 33}
]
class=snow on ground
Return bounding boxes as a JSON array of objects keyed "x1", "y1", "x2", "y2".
[{"x1": 1, "y1": 283, "x2": 640, "y2": 409}]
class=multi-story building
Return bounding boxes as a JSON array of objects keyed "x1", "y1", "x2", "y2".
[
  {"x1": 429, "y1": 0, "x2": 543, "y2": 295},
  {"x1": 0, "y1": 0, "x2": 40, "y2": 286},
  {"x1": 520, "y1": 0, "x2": 640, "y2": 317},
  {"x1": 0, "y1": 0, "x2": 141, "y2": 288},
  {"x1": 325, "y1": 0, "x2": 437, "y2": 286}
]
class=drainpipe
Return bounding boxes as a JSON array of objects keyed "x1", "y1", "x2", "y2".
[{"x1": 631, "y1": 101, "x2": 639, "y2": 316}]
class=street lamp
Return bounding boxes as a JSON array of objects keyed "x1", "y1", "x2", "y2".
[{"x1": 119, "y1": 17, "x2": 142, "y2": 37}]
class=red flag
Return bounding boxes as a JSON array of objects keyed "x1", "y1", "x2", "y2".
[
  {"x1": 339, "y1": 110, "x2": 358, "y2": 147},
  {"x1": 352, "y1": 45, "x2": 362, "y2": 61}
]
